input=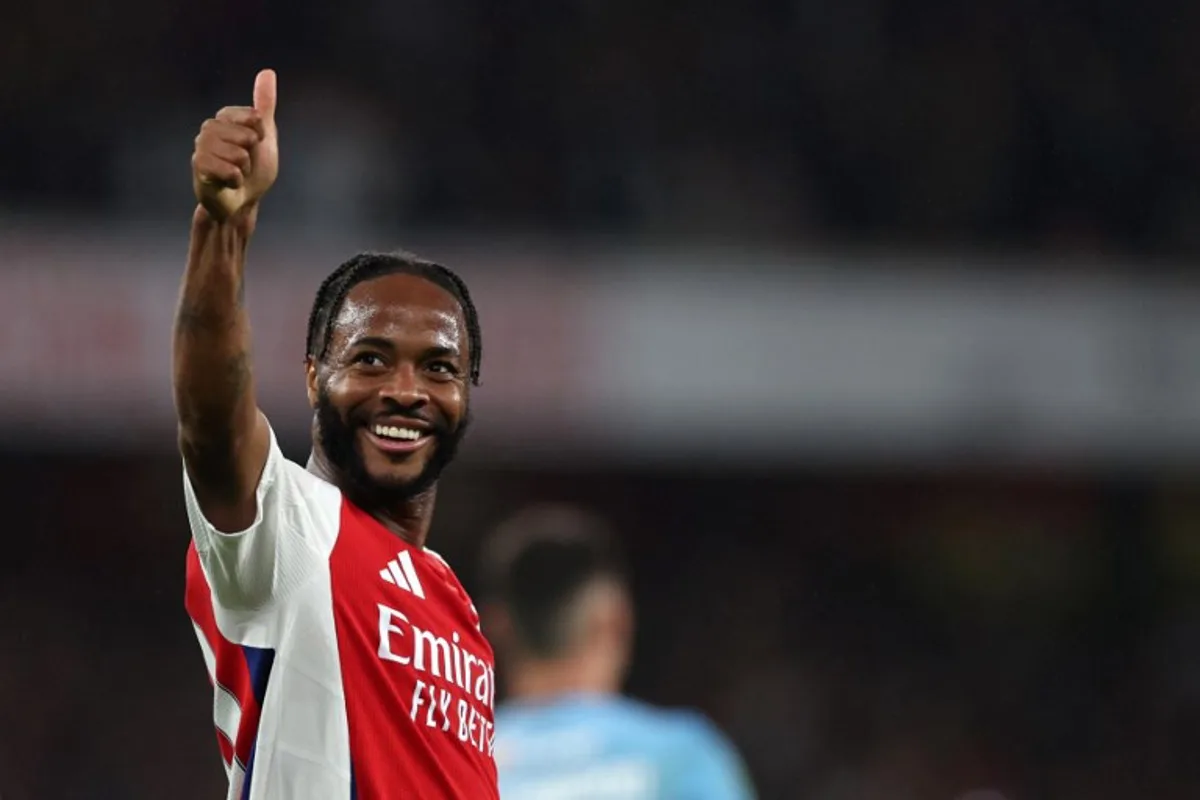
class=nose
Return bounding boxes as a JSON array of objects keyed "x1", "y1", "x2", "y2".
[{"x1": 380, "y1": 362, "x2": 429, "y2": 409}]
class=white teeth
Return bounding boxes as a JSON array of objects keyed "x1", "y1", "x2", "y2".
[{"x1": 373, "y1": 424, "x2": 422, "y2": 441}]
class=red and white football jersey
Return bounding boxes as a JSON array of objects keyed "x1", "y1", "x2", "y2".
[{"x1": 183, "y1": 423, "x2": 498, "y2": 800}]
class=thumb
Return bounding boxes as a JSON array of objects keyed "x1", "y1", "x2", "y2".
[{"x1": 253, "y1": 69, "x2": 277, "y2": 128}]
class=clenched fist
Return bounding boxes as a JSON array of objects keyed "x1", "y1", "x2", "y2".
[{"x1": 192, "y1": 69, "x2": 279, "y2": 220}]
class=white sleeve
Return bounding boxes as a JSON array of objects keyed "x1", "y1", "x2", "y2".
[{"x1": 183, "y1": 422, "x2": 342, "y2": 614}]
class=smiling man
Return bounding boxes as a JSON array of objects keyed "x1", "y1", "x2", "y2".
[{"x1": 174, "y1": 69, "x2": 497, "y2": 800}]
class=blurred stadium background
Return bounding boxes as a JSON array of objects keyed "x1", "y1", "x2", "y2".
[{"x1": 5, "y1": 2, "x2": 1200, "y2": 798}]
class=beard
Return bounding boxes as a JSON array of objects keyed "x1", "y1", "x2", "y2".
[{"x1": 315, "y1": 386, "x2": 469, "y2": 507}]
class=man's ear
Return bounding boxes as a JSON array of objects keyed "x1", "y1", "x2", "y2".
[{"x1": 305, "y1": 357, "x2": 319, "y2": 408}]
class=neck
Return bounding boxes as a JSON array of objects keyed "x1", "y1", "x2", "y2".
[
  {"x1": 378, "y1": 488, "x2": 437, "y2": 547},
  {"x1": 507, "y1": 652, "x2": 622, "y2": 704},
  {"x1": 307, "y1": 449, "x2": 437, "y2": 548}
]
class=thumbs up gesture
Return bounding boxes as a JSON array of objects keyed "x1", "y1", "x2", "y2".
[{"x1": 192, "y1": 69, "x2": 279, "y2": 220}]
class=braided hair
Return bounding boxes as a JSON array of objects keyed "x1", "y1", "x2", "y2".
[{"x1": 304, "y1": 251, "x2": 482, "y2": 385}]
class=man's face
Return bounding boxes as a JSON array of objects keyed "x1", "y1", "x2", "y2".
[{"x1": 307, "y1": 272, "x2": 470, "y2": 504}]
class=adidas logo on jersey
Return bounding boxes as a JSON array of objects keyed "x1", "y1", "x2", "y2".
[{"x1": 380, "y1": 550, "x2": 425, "y2": 599}]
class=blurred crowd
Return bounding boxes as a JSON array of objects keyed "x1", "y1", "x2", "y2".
[{"x1": 6, "y1": 0, "x2": 1200, "y2": 257}]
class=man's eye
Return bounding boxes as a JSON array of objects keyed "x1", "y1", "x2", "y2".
[
  {"x1": 428, "y1": 361, "x2": 459, "y2": 376},
  {"x1": 353, "y1": 353, "x2": 385, "y2": 367}
]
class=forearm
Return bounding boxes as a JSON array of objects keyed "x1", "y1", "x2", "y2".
[{"x1": 173, "y1": 205, "x2": 261, "y2": 491}]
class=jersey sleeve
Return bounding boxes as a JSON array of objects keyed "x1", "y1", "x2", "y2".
[
  {"x1": 183, "y1": 420, "x2": 342, "y2": 615},
  {"x1": 669, "y1": 713, "x2": 758, "y2": 800}
]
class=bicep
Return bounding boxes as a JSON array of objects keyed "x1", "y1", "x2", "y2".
[{"x1": 183, "y1": 419, "x2": 340, "y2": 613}]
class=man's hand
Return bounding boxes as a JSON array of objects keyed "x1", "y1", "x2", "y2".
[{"x1": 192, "y1": 69, "x2": 279, "y2": 221}]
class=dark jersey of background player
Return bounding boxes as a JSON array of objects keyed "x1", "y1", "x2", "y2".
[
  {"x1": 175, "y1": 68, "x2": 498, "y2": 800},
  {"x1": 479, "y1": 504, "x2": 757, "y2": 800}
]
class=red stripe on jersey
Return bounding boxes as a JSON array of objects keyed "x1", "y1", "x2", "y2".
[
  {"x1": 330, "y1": 503, "x2": 499, "y2": 800},
  {"x1": 185, "y1": 542, "x2": 263, "y2": 770},
  {"x1": 216, "y1": 727, "x2": 235, "y2": 769}
]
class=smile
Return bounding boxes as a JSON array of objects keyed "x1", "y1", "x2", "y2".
[{"x1": 366, "y1": 424, "x2": 433, "y2": 454}]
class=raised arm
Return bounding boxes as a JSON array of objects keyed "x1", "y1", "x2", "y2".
[{"x1": 173, "y1": 69, "x2": 279, "y2": 533}]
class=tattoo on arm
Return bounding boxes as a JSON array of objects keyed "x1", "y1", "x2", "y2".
[{"x1": 223, "y1": 350, "x2": 251, "y2": 397}]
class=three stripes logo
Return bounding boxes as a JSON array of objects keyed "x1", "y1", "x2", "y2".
[{"x1": 379, "y1": 550, "x2": 426, "y2": 599}]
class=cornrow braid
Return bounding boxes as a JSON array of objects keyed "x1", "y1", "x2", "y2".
[{"x1": 304, "y1": 251, "x2": 483, "y2": 386}]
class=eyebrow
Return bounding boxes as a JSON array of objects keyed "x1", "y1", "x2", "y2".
[
  {"x1": 347, "y1": 336, "x2": 397, "y2": 353},
  {"x1": 423, "y1": 345, "x2": 462, "y2": 361},
  {"x1": 347, "y1": 338, "x2": 462, "y2": 360}
]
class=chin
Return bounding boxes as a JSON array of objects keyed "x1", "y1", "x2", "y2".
[{"x1": 365, "y1": 460, "x2": 428, "y2": 489}]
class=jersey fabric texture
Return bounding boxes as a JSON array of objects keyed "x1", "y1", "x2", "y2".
[
  {"x1": 183, "y1": 422, "x2": 498, "y2": 800},
  {"x1": 495, "y1": 693, "x2": 756, "y2": 800}
]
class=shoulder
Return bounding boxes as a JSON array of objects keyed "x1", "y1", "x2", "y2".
[
  {"x1": 498, "y1": 696, "x2": 697, "y2": 746},
  {"x1": 590, "y1": 700, "x2": 752, "y2": 795},
  {"x1": 183, "y1": 423, "x2": 345, "y2": 620},
  {"x1": 423, "y1": 546, "x2": 454, "y2": 574},
  {"x1": 608, "y1": 699, "x2": 735, "y2": 753},
  {"x1": 658, "y1": 707, "x2": 738, "y2": 754},
  {"x1": 654, "y1": 707, "x2": 755, "y2": 798},
  {"x1": 269, "y1": 441, "x2": 343, "y2": 512},
  {"x1": 253, "y1": 430, "x2": 344, "y2": 545},
  {"x1": 185, "y1": 420, "x2": 343, "y2": 543},
  {"x1": 423, "y1": 548, "x2": 476, "y2": 604}
]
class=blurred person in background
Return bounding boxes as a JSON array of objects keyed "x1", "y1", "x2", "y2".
[
  {"x1": 479, "y1": 504, "x2": 756, "y2": 799},
  {"x1": 175, "y1": 69, "x2": 497, "y2": 799}
]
